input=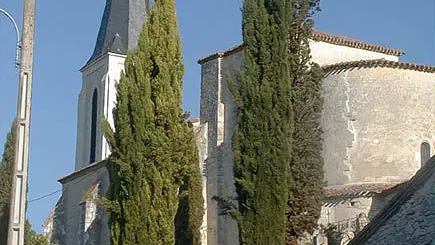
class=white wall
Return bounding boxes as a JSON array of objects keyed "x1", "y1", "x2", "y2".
[
  {"x1": 309, "y1": 40, "x2": 399, "y2": 66},
  {"x1": 75, "y1": 53, "x2": 126, "y2": 170}
]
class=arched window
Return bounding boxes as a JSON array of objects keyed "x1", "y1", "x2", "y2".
[
  {"x1": 421, "y1": 142, "x2": 431, "y2": 166},
  {"x1": 90, "y1": 89, "x2": 98, "y2": 163}
]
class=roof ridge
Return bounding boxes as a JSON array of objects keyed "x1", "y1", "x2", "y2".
[
  {"x1": 324, "y1": 182, "x2": 401, "y2": 198},
  {"x1": 198, "y1": 30, "x2": 404, "y2": 64},
  {"x1": 58, "y1": 160, "x2": 107, "y2": 184},
  {"x1": 311, "y1": 29, "x2": 403, "y2": 56},
  {"x1": 323, "y1": 59, "x2": 435, "y2": 74},
  {"x1": 348, "y1": 156, "x2": 435, "y2": 245}
]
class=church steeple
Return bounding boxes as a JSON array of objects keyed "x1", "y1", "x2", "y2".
[
  {"x1": 87, "y1": 0, "x2": 149, "y2": 65},
  {"x1": 75, "y1": 0, "x2": 149, "y2": 169}
]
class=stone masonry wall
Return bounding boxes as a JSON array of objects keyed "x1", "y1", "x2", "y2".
[
  {"x1": 322, "y1": 68, "x2": 435, "y2": 185},
  {"x1": 60, "y1": 164, "x2": 110, "y2": 245},
  {"x1": 199, "y1": 41, "x2": 411, "y2": 245},
  {"x1": 200, "y1": 50, "x2": 245, "y2": 245},
  {"x1": 191, "y1": 121, "x2": 209, "y2": 245},
  {"x1": 309, "y1": 41, "x2": 398, "y2": 66},
  {"x1": 200, "y1": 57, "x2": 220, "y2": 244},
  {"x1": 320, "y1": 197, "x2": 374, "y2": 227}
]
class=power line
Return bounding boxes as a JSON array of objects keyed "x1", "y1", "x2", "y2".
[{"x1": 28, "y1": 189, "x2": 61, "y2": 203}]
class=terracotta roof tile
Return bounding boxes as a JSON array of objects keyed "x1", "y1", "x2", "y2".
[
  {"x1": 324, "y1": 183, "x2": 400, "y2": 199},
  {"x1": 323, "y1": 59, "x2": 435, "y2": 74},
  {"x1": 311, "y1": 29, "x2": 403, "y2": 56},
  {"x1": 198, "y1": 30, "x2": 404, "y2": 64},
  {"x1": 198, "y1": 44, "x2": 244, "y2": 64}
]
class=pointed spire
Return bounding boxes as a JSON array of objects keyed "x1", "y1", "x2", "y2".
[{"x1": 86, "y1": 0, "x2": 149, "y2": 65}]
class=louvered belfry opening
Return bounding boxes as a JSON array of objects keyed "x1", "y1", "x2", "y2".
[{"x1": 90, "y1": 89, "x2": 98, "y2": 163}]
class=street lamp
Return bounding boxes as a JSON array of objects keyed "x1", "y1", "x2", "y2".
[{"x1": 0, "y1": 8, "x2": 21, "y2": 67}]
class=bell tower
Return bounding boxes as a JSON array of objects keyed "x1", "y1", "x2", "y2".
[
  {"x1": 75, "y1": 0, "x2": 149, "y2": 170},
  {"x1": 48, "y1": 2, "x2": 149, "y2": 244}
]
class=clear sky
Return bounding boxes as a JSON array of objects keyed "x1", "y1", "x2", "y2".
[{"x1": 0, "y1": 0, "x2": 433, "y2": 233}]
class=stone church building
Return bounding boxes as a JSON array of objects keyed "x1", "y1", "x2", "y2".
[{"x1": 44, "y1": 0, "x2": 435, "y2": 244}]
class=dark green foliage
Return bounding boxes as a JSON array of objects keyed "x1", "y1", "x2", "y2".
[
  {"x1": 232, "y1": 0, "x2": 323, "y2": 244},
  {"x1": 175, "y1": 153, "x2": 204, "y2": 245},
  {"x1": 286, "y1": 63, "x2": 324, "y2": 243},
  {"x1": 286, "y1": 1, "x2": 324, "y2": 244},
  {"x1": 25, "y1": 221, "x2": 55, "y2": 245},
  {"x1": 0, "y1": 121, "x2": 53, "y2": 244},
  {"x1": 0, "y1": 121, "x2": 16, "y2": 244},
  {"x1": 231, "y1": 0, "x2": 293, "y2": 244},
  {"x1": 103, "y1": 0, "x2": 203, "y2": 244}
]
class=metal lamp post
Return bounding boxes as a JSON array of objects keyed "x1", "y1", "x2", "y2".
[
  {"x1": 0, "y1": 8, "x2": 21, "y2": 67},
  {"x1": 1, "y1": 1, "x2": 36, "y2": 245}
]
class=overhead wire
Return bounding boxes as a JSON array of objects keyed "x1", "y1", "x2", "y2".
[{"x1": 28, "y1": 189, "x2": 61, "y2": 203}]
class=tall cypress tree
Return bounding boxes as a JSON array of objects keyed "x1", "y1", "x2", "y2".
[
  {"x1": 0, "y1": 121, "x2": 16, "y2": 244},
  {"x1": 25, "y1": 221, "x2": 55, "y2": 245},
  {"x1": 0, "y1": 121, "x2": 54, "y2": 244},
  {"x1": 231, "y1": 0, "x2": 293, "y2": 244},
  {"x1": 232, "y1": 0, "x2": 323, "y2": 244},
  {"x1": 286, "y1": 0, "x2": 323, "y2": 244},
  {"x1": 103, "y1": 0, "x2": 203, "y2": 244}
]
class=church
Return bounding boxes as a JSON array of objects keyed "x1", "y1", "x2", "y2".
[{"x1": 44, "y1": 0, "x2": 435, "y2": 244}]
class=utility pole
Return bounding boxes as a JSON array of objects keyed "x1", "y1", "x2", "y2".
[{"x1": 7, "y1": 0, "x2": 35, "y2": 243}]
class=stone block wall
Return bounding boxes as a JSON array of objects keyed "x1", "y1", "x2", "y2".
[
  {"x1": 199, "y1": 50, "x2": 244, "y2": 245},
  {"x1": 191, "y1": 120, "x2": 209, "y2": 245},
  {"x1": 56, "y1": 162, "x2": 111, "y2": 245},
  {"x1": 322, "y1": 68, "x2": 435, "y2": 185},
  {"x1": 320, "y1": 197, "x2": 374, "y2": 227},
  {"x1": 309, "y1": 41, "x2": 399, "y2": 66},
  {"x1": 198, "y1": 40, "x2": 416, "y2": 245},
  {"x1": 200, "y1": 57, "x2": 220, "y2": 244}
]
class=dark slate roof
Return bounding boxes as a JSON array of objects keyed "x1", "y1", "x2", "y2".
[
  {"x1": 85, "y1": 0, "x2": 149, "y2": 66},
  {"x1": 323, "y1": 59, "x2": 435, "y2": 75},
  {"x1": 348, "y1": 156, "x2": 435, "y2": 245},
  {"x1": 197, "y1": 29, "x2": 404, "y2": 64}
]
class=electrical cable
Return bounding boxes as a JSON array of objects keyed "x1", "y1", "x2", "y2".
[{"x1": 28, "y1": 189, "x2": 61, "y2": 203}]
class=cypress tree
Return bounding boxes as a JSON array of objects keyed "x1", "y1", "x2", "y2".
[
  {"x1": 286, "y1": 0, "x2": 324, "y2": 244},
  {"x1": 0, "y1": 121, "x2": 53, "y2": 244},
  {"x1": 232, "y1": 0, "x2": 323, "y2": 244},
  {"x1": 0, "y1": 121, "x2": 16, "y2": 244},
  {"x1": 231, "y1": 0, "x2": 293, "y2": 244},
  {"x1": 25, "y1": 221, "x2": 55, "y2": 245},
  {"x1": 103, "y1": 0, "x2": 203, "y2": 244}
]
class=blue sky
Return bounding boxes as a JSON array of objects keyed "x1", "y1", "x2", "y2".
[{"x1": 0, "y1": 0, "x2": 433, "y2": 233}]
